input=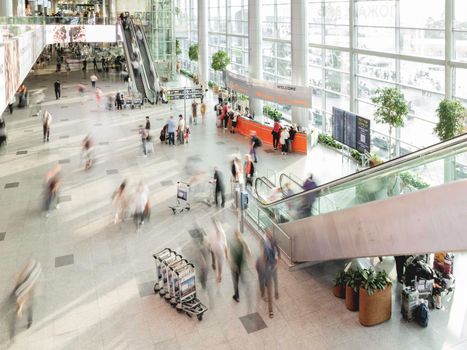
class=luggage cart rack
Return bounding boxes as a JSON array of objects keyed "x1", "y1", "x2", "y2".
[
  {"x1": 152, "y1": 248, "x2": 208, "y2": 321},
  {"x1": 169, "y1": 181, "x2": 191, "y2": 214}
]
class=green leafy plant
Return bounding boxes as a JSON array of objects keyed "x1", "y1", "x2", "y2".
[
  {"x1": 211, "y1": 50, "x2": 231, "y2": 72},
  {"x1": 175, "y1": 39, "x2": 182, "y2": 56},
  {"x1": 434, "y1": 99, "x2": 466, "y2": 141},
  {"x1": 263, "y1": 105, "x2": 282, "y2": 120},
  {"x1": 238, "y1": 94, "x2": 249, "y2": 102},
  {"x1": 371, "y1": 88, "x2": 409, "y2": 159},
  {"x1": 180, "y1": 68, "x2": 194, "y2": 79},
  {"x1": 360, "y1": 268, "x2": 392, "y2": 296},
  {"x1": 351, "y1": 150, "x2": 364, "y2": 165},
  {"x1": 317, "y1": 133, "x2": 343, "y2": 150},
  {"x1": 208, "y1": 80, "x2": 216, "y2": 89},
  {"x1": 346, "y1": 269, "x2": 363, "y2": 293},
  {"x1": 399, "y1": 172, "x2": 429, "y2": 190},
  {"x1": 188, "y1": 44, "x2": 199, "y2": 62},
  {"x1": 333, "y1": 271, "x2": 348, "y2": 287}
]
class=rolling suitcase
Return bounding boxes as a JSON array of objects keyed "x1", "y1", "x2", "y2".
[{"x1": 401, "y1": 287, "x2": 420, "y2": 321}]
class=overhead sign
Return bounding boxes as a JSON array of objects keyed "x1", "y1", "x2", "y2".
[
  {"x1": 167, "y1": 87, "x2": 203, "y2": 100},
  {"x1": 46, "y1": 25, "x2": 117, "y2": 44},
  {"x1": 226, "y1": 70, "x2": 312, "y2": 108}
]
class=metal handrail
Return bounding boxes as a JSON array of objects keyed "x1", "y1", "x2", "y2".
[
  {"x1": 256, "y1": 132, "x2": 467, "y2": 208},
  {"x1": 279, "y1": 173, "x2": 303, "y2": 191}
]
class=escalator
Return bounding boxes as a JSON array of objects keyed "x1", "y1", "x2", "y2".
[
  {"x1": 250, "y1": 134, "x2": 467, "y2": 263},
  {"x1": 121, "y1": 21, "x2": 146, "y2": 100}
]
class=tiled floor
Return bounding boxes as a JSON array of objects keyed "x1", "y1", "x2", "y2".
[{"x1": 0, "y1": 68, "x2": 466, "y2": 350}]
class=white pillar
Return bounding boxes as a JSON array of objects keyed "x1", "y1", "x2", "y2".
[
  {"x1": 291, "y1": 0, "x2": 308, "y2": 129},
  {"x1": 0, "y1": 0, "x2": 13, "y2": 17},
  {"x1": 198, "y1": 0, "x2": 208, "y2": 85},
  {"x1": 248, "y1": 0, "x2": 263, "y2": 121}
]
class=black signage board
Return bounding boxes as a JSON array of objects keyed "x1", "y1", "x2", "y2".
[
  {"x1": 332, "y1": 107, "x2": 345, "y2": 144},
  {"x1": 356, "y1": 116, "x2": 371, "y2": 153},
  {"x1": 344, "y1": 111, "x2": 357, "y2": 150},
  {"x1": 168, "y1": 93, "x2": 204, "y2": 100}
]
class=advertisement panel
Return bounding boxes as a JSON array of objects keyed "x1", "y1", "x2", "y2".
[
  {"x1": 19, "y1": 31, "x2": 35, "y2": 83},
  {"x1": 226, "y1": 70, "x2": 312, "y2": 108},
  {"x1": 4, "y1": 39, "x2": 20, "y2": 106},
  {"x1": 356, "y1": 116, "x2": 371, "y2": 153},
  {"x1": 46, "y1": 25, "x2": 117, "y2": 44},
  {"x1": 0, "y1": 45, "x2": 5, "y2": 109}
]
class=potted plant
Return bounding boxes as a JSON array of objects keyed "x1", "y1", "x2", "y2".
[
  {"x1": 188, "y1": 44, "x2": 198, "y2": 62},
  {"x1": 345, "y1": 269, "x2": 362, "y2": 311},
  {"x1": 211, "y1": 50, "x2": 231, "y2": 88},
  {"x1": 359, "y1": 268, "x2": 392, "y2": 326},
  {"x1": 369, "y1": 153, "x2": 383, "y2": 168},
  {"x1": 332, "y1": 271, "x2": 347, "y2": 299},
  {"x1": 371, "y1": 88, "x2": 409, "y2": 160}
]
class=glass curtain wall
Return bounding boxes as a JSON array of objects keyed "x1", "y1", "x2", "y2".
[{"x1": 176, "y1": 0, "x2": 198, "y2": 73}]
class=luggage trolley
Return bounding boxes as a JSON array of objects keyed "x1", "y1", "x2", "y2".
[
  {"x1": 175, "y1": 264, "x2": 208, "y2": 320},
  {"x1": 159, "y1": 252, "x2": 183, "y2": 297},
  {"x1": 153, "y1": 248, "x2": 173, "y2": 293},
  {"x1": 165, "y1": 258, "x2": 188, "y2": 303},
  {"x1": 167, "y1": 259, "x2": 190, "y2": 305},
  {"x1": 169, "y1": 181, "x2": 191, "y2": 214}
]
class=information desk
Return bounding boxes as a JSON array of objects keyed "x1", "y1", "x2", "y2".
[{"x1": 236, "y1": 116, "x2": 308, "y2": 154}]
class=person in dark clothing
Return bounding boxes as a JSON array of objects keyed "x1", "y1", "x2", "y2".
[
  {"x1": 229, "y1": 229, "x2": 251, "y2": 303},
  {"x1": 54, "y1": 80, "x2": 61, "y2": 100},
  {"x1": 82, "y1": 59, "x2": 87, "y2": 71},
  {"x1": 213, "y1": 168, "x2": 225, "y2": 208},
  {"x1": 145, "y1": 116, "x2": 150, "y2": 131},
  {"x1": 93, "y1": 57, "x2": 98, "y2": 71},
  {"x1": 394, "y1": 255, "x2": 410, "y2": 283},
  {"x1": 288, "y1": 125, "x2": 297, "y2": 153},
  {"x1": 115, "y1": 92, "x2": 123, "y2": 110},
  {"x1": 298, "y1": 174, "x2": 318, "y2": 219},
  {"x1": 244, "y1": 154, "x2": 255, "y2": 187},
  {"x1": 250, "y1": 131, "x2": 262, "y2": 163},
  {"x1": 101, "y1": 57, "x2": 106, "y2": 71}
]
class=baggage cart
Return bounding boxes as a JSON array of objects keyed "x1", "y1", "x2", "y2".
[
  {"x1": 175, "y1": 264, "x2": 208, "y2": 320},
  {"x1": 169, "y1": 181, "x2": 190, "y2": 214}
]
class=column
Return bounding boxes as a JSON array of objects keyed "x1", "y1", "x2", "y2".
[
  {"x1": 0, "y1": 0, "x2": 13, "y2": 17},
  {"x1": 248, "y1": 0, "x2": 263, "y2": 120},
  {"x1": 198, "y1": 0, "x2": 208, "y2": 85},
  {"x1": 291, "y1": 0, "x2": 308, "y2": 129}
]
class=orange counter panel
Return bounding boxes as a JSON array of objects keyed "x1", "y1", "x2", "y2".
[{"x1": 236, "y1": 117, "x2": 307, "y2": 154}]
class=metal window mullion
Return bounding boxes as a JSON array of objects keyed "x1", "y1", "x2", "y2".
[
  {"x1": 446, "y1": 0, "x2": 454, "y2": 99},
  {"x1": 349, "y1": 0, "x2": 357, "y2": 112},
  {"x1": 321, "y1": 0, "x2": 327, "y2": 131}
]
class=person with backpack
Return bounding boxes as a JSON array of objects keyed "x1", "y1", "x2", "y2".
[
  {"x1": 229, "y1": 229, "x2": 251, "y2": 303},
  {"x1": 250, "y1": 131, "x2": 262, "y2": 163},
  {"x1": 264, "y1": 232, "x2": 280, "y2": 318}
]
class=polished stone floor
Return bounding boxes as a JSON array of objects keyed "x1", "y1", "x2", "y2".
[{"x1": 0, "y1": 68, "x2": 466, "y2": 350}]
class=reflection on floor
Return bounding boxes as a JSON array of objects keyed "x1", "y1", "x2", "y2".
[{"x1": 0, "y1": 69, "x2": 466, "y2": 350}]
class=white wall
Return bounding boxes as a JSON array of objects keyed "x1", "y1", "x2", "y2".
[{"x1": 115, "y1": 0, "x2": 147, "y2": 14}]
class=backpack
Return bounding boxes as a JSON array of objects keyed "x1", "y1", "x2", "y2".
[{"x1": 415, "y1": 302, "x2": 429, "y2": 327}]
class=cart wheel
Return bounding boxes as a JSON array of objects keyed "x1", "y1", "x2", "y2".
[
  {"x1": 153, "y1": 285, "x2": 159, "y2": 293},
  {"x1": 197, "y1": 314, "x2": 203, "y2": 321}
]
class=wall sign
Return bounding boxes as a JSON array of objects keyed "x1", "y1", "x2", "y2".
[
  {"x1": 226, "y1": 70, "x2": 312, "y2": 108},
  {"x1": 332, "y1": 107, "x2": 371, "y2": 153}
]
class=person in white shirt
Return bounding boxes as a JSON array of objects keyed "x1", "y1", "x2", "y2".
[
  {"x1": 209, "y1": 218, "x2": 228, "y2": 283},
  {"x1": 90, "y1": 74, "x2": 98, "y2": 88},
  {"x1": 279, "y1": 127, "x2": 290, "y2": 155},
  {"x1": 177, "y1": 114, "x2": 185, "y2": 144},
  {"x1": 42, "y1": 110, "x2": 52, "y2": 142},
  {"x1": 133, "y1": 182, "x2": 150, "y2": 230},
  {"x1": 136, "y1": 29, "x2": 143, "y2": 41}
]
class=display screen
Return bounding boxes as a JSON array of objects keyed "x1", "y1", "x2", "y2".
[
  {"x1": 344, "y1": 111, "x2": 357, "y2": 150},
  {"x1": 46, "y1": 25, "x2": 117, "y2": 44},
  {"x1": 332, "y1": 107, "x2": 370, "y2": 153},
  {"x1": 332, "y1": 107, "x2": 345, "y2": 144}
]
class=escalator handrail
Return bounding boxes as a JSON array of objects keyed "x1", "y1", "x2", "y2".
[
  {"x1": 256, "y1": 132, "x2": 467, "y2": 208},
  {"x1": 254, "y1": 176, "x2": 276, "y2": 202},
  {"x1": 133, "y1": 16, "x2": 159, "y2": 92},
  {"x1": 119, "y1": 22, "x2": 138, "y2": 95},
  {"x1": 279, "y1": 173, "x2": 304, "y2": 192},
  {"x1": 128, "y1": 17, "x2": 154, "y2": 102}
]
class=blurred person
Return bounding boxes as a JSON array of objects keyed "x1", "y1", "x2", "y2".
[
  {"x1": 95, "y1": 88, "x2": 103, "y2": 108},
  {"x1": 200, "y1": 101, "x2": 207, "y2": 125},
  {"x1": 272, "y1": 119, "x2": 281, "y2": 150},
  {"x1": 209, "y1": 218, "x2": 228, "y2": 283},
  {"x1": 231, "y1": 111, "x2": 238, "y2": 134},
  {"x1": 136, "y1": 28, "x2": 143, "y2": 41},
  {"x1": 0, "y1": 117, "x2": 7, "y2": 148},
  {"x1": 78, "y1": 83, "x2": 86, "y2": 99},
  {"x1": 106, "y1": 94, "x2": 114, "y2": 111},
  {"x1": 115, "y1": 91, "x2": 124, "y2": 110},
  {"x1": 8, "y1": 259, "x2": 42, "y2": 342},
  {"x1": 229, "y1": 229, "x2": 251, "y2": 303},
  {"x1": 93, "y1": 57, "x2": 98, "y2": 71},
  {"x1": 191, "y1": 99, "x2": 198, "y2": 125},
  {"x1": 264, "y1": 231, "x2": 280, "y2": 318},
  {"x1": 184, "y1": 125, "x2": 191, "y2": 144},
  {"x1": 133, "y1": 182, "x2": 150, "y2": 230},
  {"x1": 231, "y1": 154, "x2": 243, "y2": 185},
  {"x1": 82, "y1": 58, "x2": 87, "y2": 71},
  {"x1": 298, "y1": 174, "x2": 318, "y2": 219},
  {"x1": 222, "y1": 102, "x2": 230, "y2": 130},
  {"x1": 177, "y1": 114, "x2": 185, "y2": 145},
  {"x1": 82, "y1": 135, "x2": 93, "y2": 170},
  {"x1": 90, "y1": 73, "x2": 98, "y2": 88},
  {"x1": 139, "y1": 125, "x2": 149, "y2": 156},
  {"x1": 65, "y1": 62, "x2": 71, "y2": 74},
  {"x1": 250, "y1": 131, "x2": 262, "y2": 163},
  {"x1": 112, "y1": 180, "x2": 128, "y2": 224},
  {"x1": 255, "y1": 246, "x2": 267, "y2": 299},
  {"x1": 212, "y1": 167, "x2": 225, "y2": 208},
  {"x1": 218, "y1": 90, "x2": 223, "y2": 104},
  {"x1": 288, "y1": 125, "x2": 297, "y2": 153},
  {"x1": 8, "y1": 95, "x2": 15, "y2": 114},
  {"x1": 54, "y1": 79, "x2": 61, "y2": 100},
  {"x1": 132, "y1": 60, "x2": 140, "y2": 78},
  {"x1": 244, "y1": 154, "x2": 255, "y2": 188},
  {"x1": 44, "y1": 165, "x2": 61, "y2": 217},
  {"x1": 42, "y1": 109, "x2": 52, "y2": 142},
  {"x1": 145, "y1": 116, "x2": 151, "y2": 131},
  {"x1": 279, "y1": 127, "x2": 290, "y2": 156},
  {"x1": 167, "y1": 115, "x2": 176, "y2": 146}
]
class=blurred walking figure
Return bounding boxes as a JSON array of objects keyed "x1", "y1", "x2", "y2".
[
  {"x1": 279, "y1": 127, "x2": 290, "y2": 156},
  {"x1": 230, "y1": 154, "x2": 243, "y2": 184},
  {"x1": 139, "y1": 125, "x2": 149, "y2": 156},
  {"x1": 298, "y1": 174, "x2": 318, "y2": 219},
  {"x1": 212, "y1": 167, "x2": 225, "y2": 208},
  {"x1": 82, "y1": 135, "x2": 93, "y2": 170},
  {"x1": 0, "y1": 117, "x2": 7, "y2": 148},
  {"x1": 106, "y1": 94, "x2": 114, "y2": 111},
  {"x1": 250, "y1": 131, "x2": 262, "y2": 163},
  {"x1": 177, "y1": 114, "x2": 185, "y2": 144},
  {"x1": 209, "y1": 218, "x2": 228, "y2": 283},
  {"x1": 244, "y1": 154, "x2": 255, "y2": 188},
  {"x1": 44, "y1": 165, "x2": 61, "y2": 217},
  {"x1": 115, "y1": 91, "x2": 124, "y2": 110},
  {"x1": 191, "y1": 99, "x2": 198, "y2": 125},
  {"x1": 90, "y1": 73, "x2": 98, "y2": 88},
  {"x1": 112, "y1": 180, "x2": 128, "y2": 224},
  {"x1": 8, "y1": 259, "x2": 42, "y2": 342},
  {"x1": 78, "y1": 83, "x2": 86, "y2": 99},
  {"x1": 229, "y1": 229, "x2": 251, "y2": 303},
  {"x1": 95, "y1": 88, "x2": 103, "y2": 108},
  {"x1": 54, "y1": 79, "x2": 61, "y2": 100},
  {"x1": 167, "y1": 115, "x2": 176, "y2": 146},
  {"x1": 133, "y1": 182, "x2": 150, "y2": 230},
  {"x1": 200, "y1": 101, "x2": 207, "y2": 126},
  {"x1": 264, "y1": 232, "x2": 280, "y2": 318},
  {"x1": 42, "y1": 109, "x2": 52, "y2": 142}
]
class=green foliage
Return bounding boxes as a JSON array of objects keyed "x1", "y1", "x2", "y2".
[
  {"x1": 208, "y1": 80, "x2": 217, "y2": 89},
  {"x1": 360, "y1": 268, "x2": 392, "y2": 296},
  {"x1": 434, "y1": 99, "x2": 466, "y2": 141},
  {"x1": 333, "y1": 271, "x2": 347, "y2": 287},
  {"x1": 211, "y1": 50, "x2": 231, "y2": 71},
  {"x1": 317, "y1": 133, "x2": 343, "y2": 150},
  {"x1": 351, "y1": 150, "x2": 363, "y2": 165},
  {"x1": 346, "y1": 269, "x2": 363, "y2": 293},
  {"x1": 263, "y1": 105, "x2": 282, "y2": 121},
  {"x1": 175, "y1": 39, "x2": 182, "y2": 56},
  {"x1": 188, "y1": 44, "x2": 198, "y2": 62},
  {"x1": 180, "y1": 68, "x2": 194, "y2": 79},
  {"x1": 238, "y1": 94, "x2": 249, "y2": 102},
  {"x1": 399, "y1": 172, "x2": 430, "y2": 190},
  {"x1": 371, "y1": 88, "x2": 409, "y2": 129}
]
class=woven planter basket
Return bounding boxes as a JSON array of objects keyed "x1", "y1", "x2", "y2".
[
  {"x1": 345, "y1": 286, "x2": 359, "y2": 311},
  {"x1": 359, "y1": 285, "x2": 392, "y2": 326},
  {"x1": 332, "y1": 285, "x2": 345, "y2": 299}
]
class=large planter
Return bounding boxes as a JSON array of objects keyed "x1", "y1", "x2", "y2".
[
  {"x1": 345, "y1": 286, "x2": 359, "y2": 311},
  {"x1": 332, "y1": 285, "x2": 345, "y2": 299},
  {"x1": 359, "y1": 285, "x2": 392, "y2": 326}
]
